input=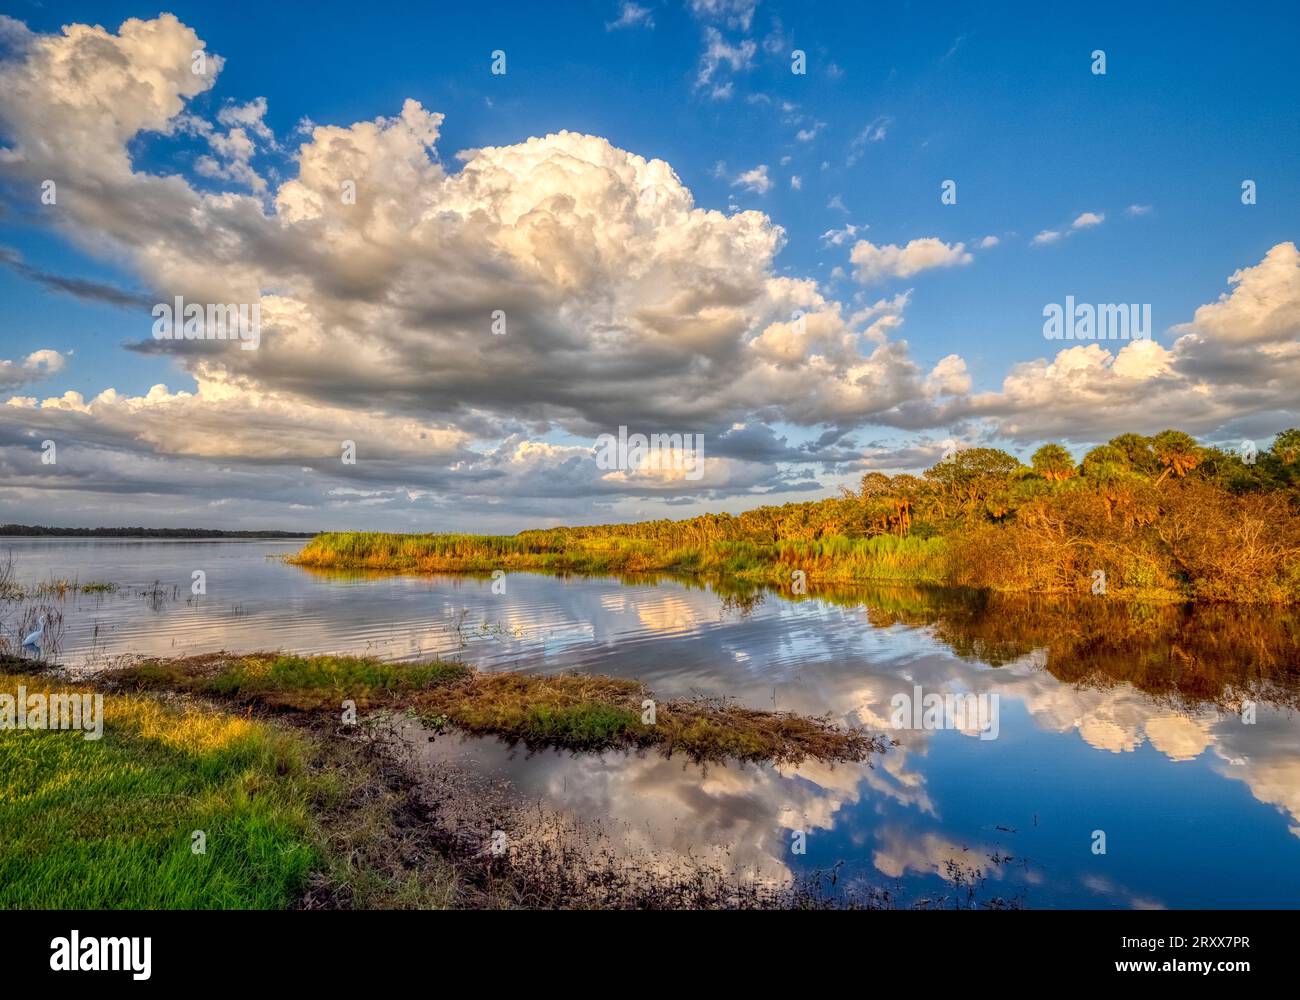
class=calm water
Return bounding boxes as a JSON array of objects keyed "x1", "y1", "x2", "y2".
[{"x1": 5, "y1": 537, "x2": 1300, "y2": 908}]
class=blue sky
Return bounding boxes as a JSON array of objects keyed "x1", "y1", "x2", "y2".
[{"x1": 0, "y1": 2, "x2": 1297, "y2": 529}]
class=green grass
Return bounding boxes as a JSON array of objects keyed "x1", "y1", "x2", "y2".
[
  {"x1": 521, "y1": 703, "x2": 640, "y2": 746},
  {"x1": 204, "y1": 654, "x2": 470, "y2": 706},
  {"x1": 0, "y1": 665, "x2": 481, "y2": 909},
  {"x1": 0, "y1": 673, "x2": 319, "y2": 908}
]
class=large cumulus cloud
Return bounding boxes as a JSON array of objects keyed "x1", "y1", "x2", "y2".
[
  {"x1": 0, "y1": 13, "x2": 958, "y2": 523},
  {"x1": 957, "y1": 242, "x2": 1300, "y2": 441},
  {"x1": 0, "y1": 13, "x2": 1295, "y2": 527}
]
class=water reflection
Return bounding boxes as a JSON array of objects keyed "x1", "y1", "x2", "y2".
[{"x1": 4, "y1": 538, "x2": 1299, "y2": 907}]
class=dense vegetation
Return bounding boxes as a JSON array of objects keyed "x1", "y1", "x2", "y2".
[{"x1": 294, "y1": 429, "x2": 1300, "y2": 603}]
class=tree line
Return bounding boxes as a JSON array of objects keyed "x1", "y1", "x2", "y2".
[{"x1": 521, "y1": 429, "x2": 1300, "y2": 602}]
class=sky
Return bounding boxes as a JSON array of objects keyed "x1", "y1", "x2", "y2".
[{"x1": 0, "y1": 1, "x2": 1297, "y2": 530}]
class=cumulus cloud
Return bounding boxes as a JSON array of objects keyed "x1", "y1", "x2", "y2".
[
  {"x1": 217, "y1": 97, "x2": 274, "y2": 142},
  {"x1": 849, "y1": 237, "x2": 973, "y2": 283},
  {"x1": 960, "y1": 242, "x2": 1300, "y2": 440},
  {"x1": 0, "y1": 14, "x2": 1294, "y2": 528},
  {"x1": 0, "y1": 350, "x2": 65, "y2": 389},
  {"x1": 732, "y1": 163, "x2": 773, "y2": 194},
  {"x1": 0, "y1": 14, "x2": 972, "y2": 524},
  {"x1": 4, "y1": 375, "x2": 468, "y2": 462},
  {"x1": 925, "y1": 354, "x2": 971, "y2": 396},
  {"x1": 1071, "y1": 211, "x2": 1105, "y2": 229}
]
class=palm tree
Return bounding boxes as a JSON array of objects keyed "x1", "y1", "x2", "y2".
[
  {"x1": 1032, "y1": 443, "x2": 1077, "y2": 481},
  {"x1": 1081, "y1": 444, "x2": 1138, "y2": 521},
  {"x1": 1152, "y1": 430, "x2": 1201, "y2": 485},
  {"x1": 1108, "y1": 433, "x2": 1158, "y2": 477},
  {"x1": 1272, "y1": 429, "x2": 1300, "y2": 466}
]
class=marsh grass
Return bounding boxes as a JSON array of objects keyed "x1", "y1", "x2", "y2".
[
  {"x1": 291, "y1": 530, "x2": 948, "y2": 586},
  {"x1": 111, "y1": 652, "x2": 883, "y2": 765},
  {"x1": 200, "y1": 653, "x2": 468, "y2": 709},
  {"x1": 0, "y1": 574, "x2": 119, "y2": 601}
]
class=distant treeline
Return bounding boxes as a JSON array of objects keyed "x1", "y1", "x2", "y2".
[
  {"x1": 0, "y1": 525, "x2": 316, "y2": 538},
  {"x1": 295, "y1": 428, "x2": 1300, "y2": 604}
]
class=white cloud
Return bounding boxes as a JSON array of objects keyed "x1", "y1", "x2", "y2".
[
  {"x1": 0, "y1": 349, "x2": 65, "y2": 389},
  {"x1": 688, "y1": 0, "x2": 758, "y2": 31},
  {"x1": 820, "y1": 223, "x2": 862, "y2": 247},
  {"x1": 1171, "y1": 241, "x2": 1300, "y2": 347},
  {"x1": 195, "y1": 124, "x2": 266, "y2": 192},
  {"x1": 695, "y1": 26, "x2": 755, "y2": 94},
  {"x1": 850, "y1": 238, "x2": 973, "y2": 283},
  {"x1": 217, "y1": 97, "x2": 273, "y2": 142},
  {"x1": 1032, "y1": 229, "x2": 1062, "y2": 246},
  {"x1": 0, "y1": 14, "x2": 967, "y2": 521},
  {"x1": 847, "y1": 116, "x2": 892, "y2": 164},
  {"x1": 606, "y1": 2, "x2": 654, "y2": 30},
  {"x1": 1071, "y1": 211, "x2": 1105, "y2": 229},
  {"x1": 732, "y1": 164, "x2": 773, "y2": 194},
  {"x1": 963, "y1": 242, "x2": 1300, "y2": 440},
  {"x1": 925, "y1": 354, "x2": 971, "y2": 396},
  {"x1": 2, "y1": 14, "x2": 1294, "y2": 527}
]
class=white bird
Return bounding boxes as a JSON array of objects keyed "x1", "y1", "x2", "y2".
[{"x1": 22, "y1": 615, "x2": 46, "y2": 654}]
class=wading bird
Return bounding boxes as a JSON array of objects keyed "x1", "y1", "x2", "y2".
[{"x1": 22, "y1": 614, "x2": 46, "y2": 655}]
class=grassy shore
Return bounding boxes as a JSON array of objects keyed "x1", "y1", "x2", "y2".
[
  {"x1": 0, "y1": 662, "x2": 330, "y2": 908},
  {"x1": 112, "y1": 652, "x2": 882, "y2": 764},
  {"x1": 0, "y1": 654, "x2": 485, "y2": 909},
  {"x1": 290, "y1": 531, "x2": 950, "y2": 586},
  {"x1": 1, "y1": 652, "x2": 884, "y2": 909}
]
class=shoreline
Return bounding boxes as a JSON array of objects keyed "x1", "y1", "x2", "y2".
[
  {"x1": 1, "y1": 651, "x2": 898, "y2": 910},
  {"x1": 286, "y1": 526, "x2": 1299, "y2": 604}
]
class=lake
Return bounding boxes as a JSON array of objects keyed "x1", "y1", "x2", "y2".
[{"x1": 5, "y1": 536, "x2": 1299, "y2": 908}]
